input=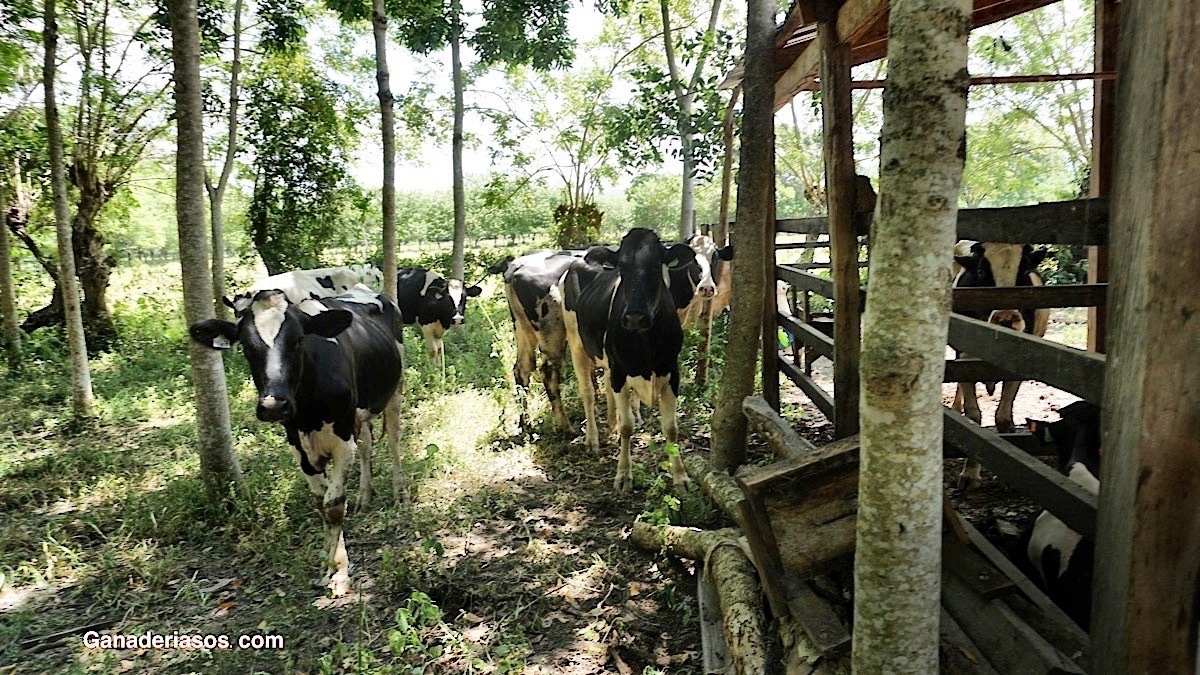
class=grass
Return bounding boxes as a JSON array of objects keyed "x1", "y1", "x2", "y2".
[{"x1": 0, "y1": 253, "x2": 727, "y2": 673}]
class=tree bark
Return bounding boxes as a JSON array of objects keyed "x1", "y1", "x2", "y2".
[
  {"x1": 449, "y1": 0, "x2": 466, "y2": 281},
  {"x1": 710, "y1": 0, "x2": 772, "y2": 470},
  {"x1": 205, "y1": 0, "x2": 243, "y2": 320},
  {"x1": 373, "y1": 0, "x2": 397, "y2": 299},
  {"x1": 0, "y1": 206, "x2": 20, "y2": 367},
  {"x1": 852, "y1": 0, "x2": 970, "y2": 671},
  {"x1": 682, "y1": 453, "x2": 747, "y2": 523},
  {"x1": 71, "y1": 183, "x2": 116, "y2": 348},
  {"x1": 43, "y1": 0, "x2": 96, "y2": 419},
  {"x1": 169, "y1": 0, "x2": 244, "y2": 503}
]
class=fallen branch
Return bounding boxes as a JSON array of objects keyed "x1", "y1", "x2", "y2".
[
  {"x1": 682, "y1": 454, "x2": 746, "y2": 525},
  {"x1": 631, "y1": 521, "x2": 769, "y2": 674},
  {"x1": 742, "y1": 396, "x2": 817, "y2": 461}
]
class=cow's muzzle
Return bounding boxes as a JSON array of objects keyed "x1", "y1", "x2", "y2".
[
  {"x1": 621, "y1": 311, "x2": 652, "y2": 332},
  {"x1": 452, "y1": 315, "x2": 464, "y2": 326},
  {"x1": 697, "y1": 284, "x2": 716, "y2": 298},
  {"x1": 257, "y1": 395, "x2": 290, "y2": 422}
]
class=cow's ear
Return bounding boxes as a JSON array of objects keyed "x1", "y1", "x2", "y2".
[
  {"x1": 302, "y1": 309, "x2": 354, "y2": 338},
  {"x1": 426, "y1": 277, "x2": 447, "y2": 298},
  {"x1": 190, "y1": 319, "x2": 238, "y2": 350},
  {"x1": 466, "y1": 285, "x2": 483, "y2": 297},
  {"x1": 1028, "y1": 247, "x2": 1049, "y2": 268},
  {"x1": 583, "y1": 245, "x2": 618, "y2": 269},
  {"x1": 718, "y1": 245, "x2": 735, "y2": 261},
  {"x1": 663, "y1": 243, "x2": 697, "y2": 269},
  {"x1": 222, "y1": 296, "x2": 236, "y2": 309}
]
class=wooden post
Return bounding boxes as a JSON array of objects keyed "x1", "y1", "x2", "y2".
[
  {"x1": 819, "y1": 16, "x2": 860, "y2": 439},
  {"x1": 1091, "y1": 0, "x2": 1200, "y2": 670},
  {"x1": 1086, "y1": 0, "x2": 1117, "y2": 354},
  {"x1": 763, "y1": 196, "x2": 780, "y2": 410}
]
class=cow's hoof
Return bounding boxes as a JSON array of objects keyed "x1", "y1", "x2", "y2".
[
  {"x1": 613, "y1": 475, "x2": 633, "y2": 493},
  {"x1": 996, "y1": 421, "x2": 1016, "y2": 434},
  {"x1": 956, "y1": 474, "x2": 982, "y2": 491}
]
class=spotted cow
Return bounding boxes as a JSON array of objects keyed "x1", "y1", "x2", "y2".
[
  {"x1": 238, "y1": 265, "x2": 384, "y2": 304},
  {"x1": 394, "y1": 268, "x2": 482, "y2": 372},
  {"x1": 953, "y1": 241, "x2": 1050, "y2": 489},
  {"x1": 560, "y1": 228, "x2": 697, "y2": 493},
  {"x1": 671, "y1": 234, "x2": 734, "y2": 328},
  {"x1": 190, "y1": 286, "x2": 405, "y2": 596},
  {"x1": 1025, "y1": 401, "x2": 1101, "y2": 629}
]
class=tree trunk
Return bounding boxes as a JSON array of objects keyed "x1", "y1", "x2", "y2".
[
  {"x1": 0, "y1": 206, "x2": 20, "y2": 368},
  {"x1": 852, "y1": 0, "x2": 970, "y2": 670},
  {"x1": 169, "y1": 0, "x2": 244, "y2": 503},
  {"x1": 43, "y1": 0, "x2": 96, "y2": 419},
  {"x1": 71, "y1": 184, "x2": 116, "y2": 349},
  {"x1": 373, "y1": 0, "x2": 397, "y2": 299},
  {"x1": 449, "y1": 1, "x2": 466, "y2": 281},
  {"x1": 206, "y1": 0, "x2": 242, "y2": 320},
  {"x1": 710, "y1": 0, "x2": 773, "y2": 470}
]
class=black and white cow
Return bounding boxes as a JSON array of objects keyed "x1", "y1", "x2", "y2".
[
  {"x1": 671, "y1": 234, "x2": 734, "y2": 328},
  {"x1": 394, "y1": 267, "x2": 482, "y2": 372},
  {"x1": 953, "y1": 241, "x2": 1050, "y2": 489},
  {"x1": 560, "y1": 228, "x2": 697, "y2": 493},
  {"x1": 495, "y1": 250, "x2": 584, "y2": 430},
  {"x1": 190, "y1": 287, "x2": 405, "y2": 596},
  {"x1": 240, "y1": 264, "x2": 383, "y2": 300},
  {"x1": 1025, "y1": 401, "x2": 1101, "y2": 629}
]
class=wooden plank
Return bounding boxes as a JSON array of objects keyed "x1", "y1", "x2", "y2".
[
  {"x1": 742, "y1": 395, "x2": 818, "y2": 461},
  {"x1": 781, "y1": 575, "x2": 851, "y2": 655},
  {"x1": 1092, "y1": 0, "x2": 1200, "y2": 668},
  {"x1": 1086, "y1": 0, "x2": 1117, "y2": 354},
  {"x1": 959, "y1": 519, "x2": 1090, "y2": 662},
  {"x1": 736, "y1": 497, "x2": 790, "y2": 619},
  {"x1": 943, "y1": 532, "x2": 1017, "y2": 600},
  {"x1": 942, "y1": 570, "x2": 1086, "y2": 674},
  {"x1": 779, "y1": 313, "x2": 834, "y2": 359},
  {"x1": 775, "y1": 198, "x2": 1108, "y2": 245},
  {"x1": 779, "y1": 356, "x2": 835, "y2": 420},
  {"x1": 940, "y1": 608, "x2": 1002, "y2": 675},
  {"x1": 819, "y1": 12, "x2": 860, "y2": 441},
  {"x1": 943, "y1": 358, "x2": 1021, "y2": 383},
  {"x1": 952, "y1": 284, "x2": 1108, "y2": 311},
  {"x1": 947, "y1": 313, "x2": 1106, "y2": 403},
  {"x1": 763, "y1": 180, "x2": 780, "y2": 410},
  {"x1": 767, "y1": 468, "x2": 858, "y2": 577},
  {"x1": 697, "y1": 574, "x2": 731, "y2": 673},
  {"x1": 775, "y1": 240, "x2": 831, "y2": 250},
  {"x1": 777, "y1": 264, "x2": 834, "y2": 302},
  {"x1": 853, "y1": 71, "x2": 1118, "y2": 89},
  {"x1": 943, "y1": 409, "x2": 1097, "y2": 539},
  {"x1": 736, "y1": 434, "x2": 860, "y2": 493}
]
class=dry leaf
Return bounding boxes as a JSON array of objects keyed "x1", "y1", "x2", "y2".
[
  {"x1": 117, "y1": 660, "x2": 135, "y2": 673},
  {"x1": 628, "y1": 582, "x2": 642, "y2": 597},
  {"x1": 213, "y1": 601, "x2": 236, "y2": 617}
]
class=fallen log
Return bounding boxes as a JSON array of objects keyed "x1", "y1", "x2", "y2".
[
  {"x1": 631, "y1": 521, "x2": 768, "y2": 674},
  {"x1": 682, "y1": 453, "x2": 746, "y2": 525},
  {"x1": 742, "y1": 396, "x2": 817, "y2": 460}
]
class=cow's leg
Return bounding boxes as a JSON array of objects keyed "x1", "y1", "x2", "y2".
[
  {"x1": 995, "y1": 379, "x2": 1022, "y2": 433},
  {"x1": 293, "y1": 446, "x2": 335, "y2": 589},
  {"x1": 321, "y1": 438, "x2": 355, "y2": 596},
  {"x1": 354, "y1": 416, "x2": 374, "y2": 512},
  {"x1": 957, "y1": 381, "x2": 984, "y2": 490},
  {"x1": 420, "y1": 323, "x2": 446, "y2": 379},
  {"x1": 540, "y1": 358, "x2": 567, "y2": 429},
  {"x1": 567, "y1": 340, "x2": 599, "y2": 452},
  {"x1": 385, "y1": 389, "x2": 406, "y2": 502},
  {"x1": 603, "y1": 369, "x2": 619, "y2": 438},
  {"x1": 613, "y1": 385, "x2": 635, "y2": 493},
  {"x1": 658, "y1": 382, "x2": 689, "y2": 494},
  {"x1": 512, "y1": 322, "x2": 537, "y2": 429}
]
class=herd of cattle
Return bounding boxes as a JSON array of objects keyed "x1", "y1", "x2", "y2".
[{"x1": 184, "y1": 230, "x2": 1098, "y2": 629}]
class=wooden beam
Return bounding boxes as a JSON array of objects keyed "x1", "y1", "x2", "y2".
[
  {"x1": 778, "y1": 313, "x2": 834, "y2": 360},
  {"x1": 777, "y1": 264, "x2": 834, "y2": 298},
  {"x1": 1091, "y1": 0, "x2": 1200, "y2": 668},
  {"x1": 947, "y1": 313, "x2": 1106, "y2": 403},
  {"x1": 773, "y1": 0, "x2": 887, "y2": 109},
  {"x1": 819, "y1": 19, "x2": 859, "y2": 439},
  {"x1": 779, "y1": 357, "x2": 834, "y2": 420},
  {"x1": 943, "y1": 410, "x2": 1097, "y2": 539},
  {"x1": 951, "y1": 284, "x2": 1108, "y2": 311},
  {"x1": 763, "y1": 183, "x2": 780, "y2": 410},
  {"x1": 942, "y1": 358, "x2": 1020, "y2": 383},
  {"x1": 1087, "y1": 0, "x2": 1117, "y2": 354},
  {"x1": 852, "y1": 71, "x2": 1118, "y2": 89},
  {"x1": 775, "y1": 198, "x2": 1109, "y2": 244}
]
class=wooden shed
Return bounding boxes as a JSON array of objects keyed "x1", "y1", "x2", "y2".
[{"x1": 723, "y1": 0, "x2": 1198, "y2": 670}]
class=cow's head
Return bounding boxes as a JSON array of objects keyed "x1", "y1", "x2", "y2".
[
  {"x1": 683, "y1": 234, "x2": 735, "y2": 298},
  {"x1": 348, "y1": 264, "x2": 384, "y2": 290},
  {"x1": 419, "y1": 274, "x2": 483, "y2": 328},
  {"x1": 190, "y1": 290, "x2": 354, "y2": 422},
  {"x1": 954, "y1": 242, "x2": 1047, "y2": 288},
  {"x1": 1027, "y1": 401, "x2": 1101, "y2": 479},
  {"x1": 588, "y1": 228, "x2": 697, "y2": 332}
]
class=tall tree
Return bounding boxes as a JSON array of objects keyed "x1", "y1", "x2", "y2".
[
  {"x1": 43, "y1": 0, "x2": 95, "y2": 418},
  {"x1": 167, "y1": 0, "x2": 244, "y2": 502},
  {"x1": 204, "y1": 0, "x2": 243, "y2": 318},
  {"x1": 708, "y1": 0, "x2": 770, "y2": 469},
  {"x1": 325, "y1": 0, "x2": 398, "y2": 298},
  {"x1": 852, "y1": 0, "x2": 970, "y2": 669},
  {"x1": 0, "y1": 191, "x2": 20, "y2": 367},
  {"x1": 390, "y1": 0, "x2": 575, "y2": 279}
]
